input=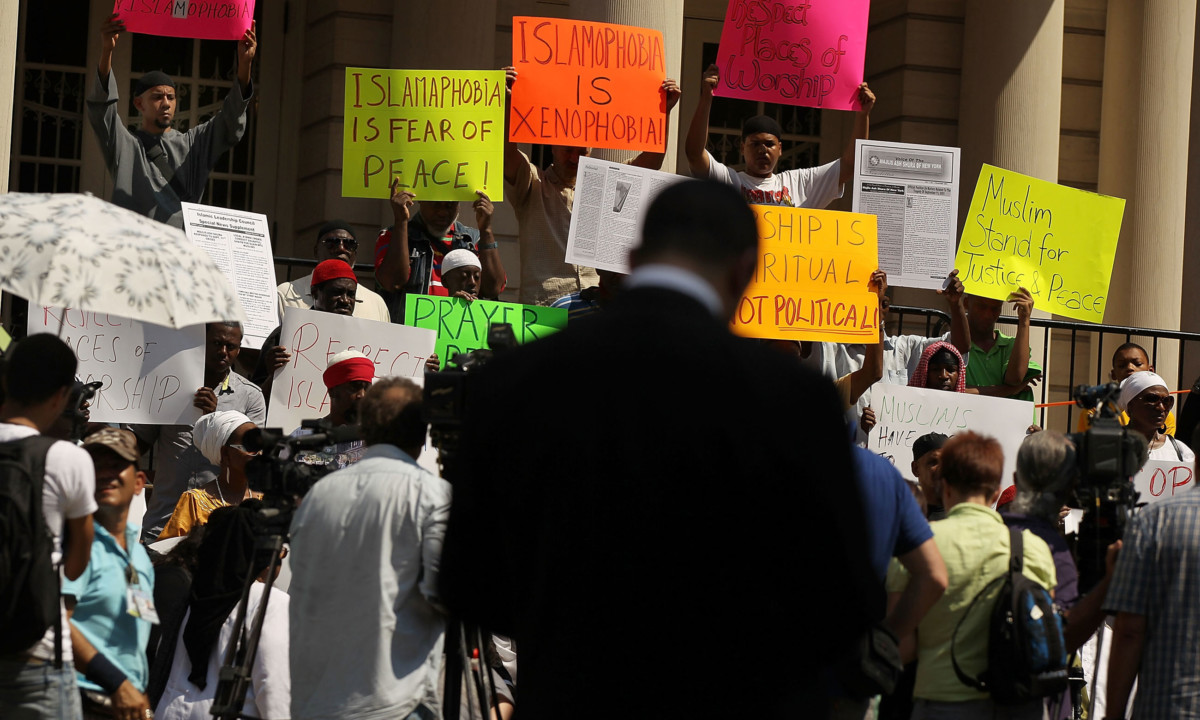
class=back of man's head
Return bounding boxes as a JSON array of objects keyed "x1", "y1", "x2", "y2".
[
  {"x1": 359, "y1": 377, "x2": 426, "y2": 450},
  {"x1": 2, "y1": 334, "x2": 77, "y2": 407},
  {"x1": 939, "y1": 431, "x2": 1004, "y2": 499},
  {"x1": 632, "y1": 179, "x2": 758, "y2": 271}
]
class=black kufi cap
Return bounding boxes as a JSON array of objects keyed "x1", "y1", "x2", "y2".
[
  {"x1": 317, "y1": 219, "x2": 357, "y2": 242},
  {"x1": 135, "y1": 70, "x2": 175, "y2": 96},
  {"x1": 741, "y1": 114, "x2": 784, "y2": 141}
]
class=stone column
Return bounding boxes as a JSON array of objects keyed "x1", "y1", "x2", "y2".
[
  {"x1": 569, "y1": 0, "x2": 684, "y2": 172},
  {"x1": 0, "y1": 0, "x2": 19, "y2": 193}
]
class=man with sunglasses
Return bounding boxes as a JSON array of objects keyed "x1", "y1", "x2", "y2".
[{"x1": 277, "y1": 221, "x2": 391, "y2": 323}]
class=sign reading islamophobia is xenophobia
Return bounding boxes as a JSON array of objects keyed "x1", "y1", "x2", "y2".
[
  {"x1": 114, "y1": 0, "x2": 255, "y2": 41},
  {"x1": 509, "y1": 16, "x2": 668, "y2": 153},
  {"x1": 712, "y1": 0, "x2": 870, "y2": 110}
]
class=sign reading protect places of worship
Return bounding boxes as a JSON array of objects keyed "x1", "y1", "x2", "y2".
[
  {"x1": 342, "y1": 68, "x2": 506, "y2": 202},
  {"x1": 731, "y1": 205, "x2": 880, "y2": 343},
  {"x1": 1133, "y1": 459, "x2": 1195, "y2": 504},
  {"x1": 509, "y1": 16, "x2": 668, "y2": 153},
  {"x1": 404, "y1": 296, "x2": 568, "y2": 369},
  {"x1": 711, "y1": 0, "x2": 870, "y2": 110},
  {"x1": 954, "y1": 164, "x2": 1125, "y2": 324},
  {"x1": 113, "y1": 0, "x2": 255, "y2": 41}
]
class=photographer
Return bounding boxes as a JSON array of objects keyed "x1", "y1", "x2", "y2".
[{"x1": 1117, "y1": 372, "x2": 1194, "y2": 462}]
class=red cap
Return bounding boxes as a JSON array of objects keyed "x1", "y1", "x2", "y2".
[
  {"x1": 312, "y1": 259, "x2": 358, "y2": 287},
  {"x1": 996, "y1": 484, "x2": 1018, "y2": 509},
  {"x1": 322, "y1": 354, "x2": 375, "y2": 390}
]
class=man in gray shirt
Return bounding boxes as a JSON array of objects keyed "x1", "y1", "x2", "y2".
[{"x1": 86, "y1": 13, "x2": 257, "y2": 228}]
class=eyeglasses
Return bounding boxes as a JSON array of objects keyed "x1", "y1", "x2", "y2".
[
  {"x1": 1139, "y1": 394, "x2": 1174, "y2": 409},
  {"x1": 321, "y1": 236, "x2": 358, "y2": 251}
]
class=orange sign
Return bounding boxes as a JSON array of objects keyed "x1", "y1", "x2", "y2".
[
  {"x1": 509, "y1": 16, "x2": 668, "y2": 153},
  {"x1": 732, "y1": 205, "x2": 880, "y2": 342}
]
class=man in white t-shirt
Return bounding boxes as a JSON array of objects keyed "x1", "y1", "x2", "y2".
[
  {"x1": 684, "y1": 63, "x2": 876, "y2": 207},
  {"x1": 0, "y1": 334, "x2": 97, "y2": 720}
]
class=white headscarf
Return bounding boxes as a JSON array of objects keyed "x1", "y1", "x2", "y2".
[
  {"x1": 1117, "y1": 371, "x2": 1169, "y2": 412},
  {"x1": 441, "y1": 249, "x2": 481, "y2": 275},
  {"x1": 193, "y1": 410, "x2": 252, "y2": 466}
]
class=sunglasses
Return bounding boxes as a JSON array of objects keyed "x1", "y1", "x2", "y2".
[
  {"x1": 321, "y1": 236, "x2": 358, "y2": 251},
  {"x1": 1139, "y1": 394, "x2": 1174, "y2": 409}
]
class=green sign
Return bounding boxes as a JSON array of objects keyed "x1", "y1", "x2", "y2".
[{"x1": 404, "y1": 295, "x2": 568, "y2": 367}]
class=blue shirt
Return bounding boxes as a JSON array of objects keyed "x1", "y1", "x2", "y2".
[
  {"x1": 62, "y1": 523, "x2": 155, "y2": 692},
  {"x1": 853, "y1": 447, "x2": 933, "y2": 582}
]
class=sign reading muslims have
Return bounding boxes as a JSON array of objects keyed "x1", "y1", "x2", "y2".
[
  {"x1": 712, "y1": 0, "x2": 869, "y2": 110},
  {"x1": 404, "y1": 297, "x2": 568, "y2": 369},
  {"x1": 731, "y1": 205, "x2": 879, "y2": 342},
  {"x1": 114, "y1": 0, "x2": 255, "y2": 41},
  {"x1": 509, "y1": 17, "x2": 668, "y2": 152},
  {"x1": 342, "y1": 68, "x2": 506, "y2": 202},
  {"x1": 954, "y1": 164, "x2": 1125, "y2": 323}
]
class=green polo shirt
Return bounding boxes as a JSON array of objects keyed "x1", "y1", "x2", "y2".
[
  {"x1": 964, "y1": 331, "x2": 1042, "y2": 402},
  {"x1": 886, "y1": 502, "x2": 1056, "y2": 702}
]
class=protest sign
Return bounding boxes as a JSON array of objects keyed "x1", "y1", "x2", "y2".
[
  {"x1": 731, "y1": 205, "x2": 879, "y2": 342},
  {"x1": 712, "y1": 0, "x2": 869, "y2": 110},
  {"x1": 114, "y1": 0, "x2": 254, "y2": 41},
  {"x1": 28, "y1": 306, "x2": 204, "y2": 425},
  {"x1": 865, "y1": 383, "x2": 1033, "y2": 487},
  {"x1": 1132, "y1": 459, "x2": 1195, "y2": 504},
  {"x1": 342, "y1": 68, "x2": 506, "y2": 201},
  {"x1": 181, "y1": 203, "x2": 277, "y2": 350},
  {"x1": 954, "y1": 164, "x2": 1125, "y2": 323},
  {"x1": 565, "y1": 156, "x2": 687, "y2": 273},
  {"x1": 404, "y1": 296, "x2": 567, "y2": 368},
  {"x1": 509, "y1": 17, "x2": 668, "y2": 152},
  {"x1": 266, "y1": 308, "x2": 436, "y2": 434},
  {"x1": 852, "y1": 140, "x2": 961, "y2": 290}
]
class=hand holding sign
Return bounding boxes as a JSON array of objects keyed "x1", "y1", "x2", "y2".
[{"x1": 114, "y1": 0, "x2": 255, "y2": 41}]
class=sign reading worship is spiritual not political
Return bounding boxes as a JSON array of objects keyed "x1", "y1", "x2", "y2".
[
  {"x1": 509, "y1": 17, "x2": 668, "y2": 152},
  {"x1": 712, "y1": 0, "x2": 870, "y2": 110},
  {"x1": 342, "y1": 68, "x2": 506, "y2": 201},
  {"x1": 114, "y1": 0, "x2": 255, "y2": 41},
  {"x1": 28, "y1": 307, "x2": 205, "y2": 425},
  {"x1": 731, "y1": 205, "x2": 879, "y2": 342},
  {"x1": 404, "y1": 296, "x2": 567, "y2": 369},
  {"x1": 954, "y1": 165, "x2": 1125, "y2": 323}
]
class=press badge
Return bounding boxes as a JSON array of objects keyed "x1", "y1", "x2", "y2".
[{"x1": 126, "y1": 585, "x2": 161, "y2": 624}]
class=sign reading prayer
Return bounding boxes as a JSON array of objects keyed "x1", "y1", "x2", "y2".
[
  {"x1": 114, "y1": 0, "x2": 255, "y2": 41},
  {"x1": 866, "y1": 383, "x2": 1033, "y2": 487},
  {"x1": 955, "y1": 165, "x2": 1125, "y2": 323},
  {"x1": 266, "y1": 308, "x2": 436, "y2": 434},
  {"x1": 712, "y1": 0, "x2": 869, "y2": 110},
  {"x1": 28, "y1": 307, "x2": 204, "y2": 425},
  {"x1": 731, "y1": 205, "x2": 879, "y2": 342},
  {"x1": 404, "y1": 296, "x2": 567, "y2": 368},
  {"x1": 1133, "y1": 459, "x2": 1195, "y2": 504},
  {"x1": 342, "y1": 68, "x2": 506, "y2": 201},
  {"x1": 509, "y1": 16, "x2": 667, "y2": 152}
]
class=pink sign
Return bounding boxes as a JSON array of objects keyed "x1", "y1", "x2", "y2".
[
  {"x1": 113, "y1": 0, "x2": 254, "y2": 41},
  {"x1": 712, "y1": 0, "x2": 870, "y2": 111}
]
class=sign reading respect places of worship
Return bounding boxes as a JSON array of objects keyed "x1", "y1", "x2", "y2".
[
  {"x1": 509, "y1": 16, "x2": 668, "y2": 153},
  {"x1": 711, "y1": 0, "x2": 870, "y2": 111},
  {"x1": 342, "y1": 68, "x2": 506, "y2": 202},
  {"x1": 731, "y1": 205, "x2": 879, "y2": 343},
  {"x1": 113, "y1": 0, "x2": 255, "y2": 41},
  {"x1": 954, "y1": 164, "x2": 1125, "y2": 324},
  {"x1": 266, "y1": 308, "x2": 436, "y2": 435},
  {"x1": 404, "y1": 296, "x2": 568, "y2": 370}
]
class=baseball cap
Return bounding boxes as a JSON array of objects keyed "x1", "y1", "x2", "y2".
[{"x1": 82, "y1": 428, "x2": 140, "y2": 463}]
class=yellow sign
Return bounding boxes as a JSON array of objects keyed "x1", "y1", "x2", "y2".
[
  {"x1": 732, "y1": 205, "x2": 880, "y2": 342},
  {"x1": 342, "y1": 68, "x2": 506, "y2": 201},
  {"x1": 955, "y1": 164, "x2": 1125, "y2": 323}
]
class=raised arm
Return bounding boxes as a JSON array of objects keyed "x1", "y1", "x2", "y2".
[
  {"x1": 684, "y1": 64, "x2": 720, "y2": 177},
  {"x1": 502, "y1": 67, "x2": 526, "y2": 187},
  {"x1": 845, "y1": 270, "x2": 888, "y2": 404},
  {"x1": 838, "y1": 83, "x2": 876, "y2": 185},
  {"x1": 474, "y1": 191, "x2": 506, "y2": 299},
  {"x1": 1003, "y1": 287, "x2": 1034, "y2": 387},
  {"x1": 97, "y1": 13, "x2": 123, "y2": 81},
  {"x1": 376, "y1": 180, "x2": 415, "y2": 291},
  {"x1": 630, "y1": 78, "x2": 682, "y2": 170},
  {"x1": 236, "y1": 21, "x2": 256, "y2": 95},
  {"x1": 938, "y1": 269, "x2": 971, "y2": 356}
]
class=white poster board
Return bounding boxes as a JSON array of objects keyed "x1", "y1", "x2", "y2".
[
  {"x1": 181, "y1": 202, "x2": 278, "y2": 350},
  {"x1": 28, "y1": 306, "x2": 204, "y2": 425},
  {"x1": 266, "y1": 308, "x2": 436, "y2": 434},
  {"x1": 865, "y1": 383, "x2": 1033, "y2": 487},
  {"x1": 565, "y1": 156, "x2": 687, "y2": 274},
  {"x1": 852, "y1": 140, "x2": 961, "y2": 290},
  {"x1": 1132, "y1": 459, "x2": 1195, "y2": 504}
]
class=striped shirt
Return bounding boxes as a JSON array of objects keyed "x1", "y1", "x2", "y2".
[{"x1": 1104, "y1": 487, "x2": 1200, "y2": 719}]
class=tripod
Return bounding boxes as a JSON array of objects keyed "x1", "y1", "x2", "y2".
[{"x1": 443, "y1": 620, "x2": 504, "y2": 720}]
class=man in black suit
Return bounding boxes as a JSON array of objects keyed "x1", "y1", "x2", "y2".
[{"x1": 439, "y1": 180, "x2": 879, "y2": 718}]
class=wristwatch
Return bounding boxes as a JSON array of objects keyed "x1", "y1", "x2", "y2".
[{"x1": 479, "y1": 241, "x2": 499, "y2": 250}]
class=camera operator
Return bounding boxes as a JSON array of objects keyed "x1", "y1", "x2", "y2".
[
  {"x1": 284, "y1": 350, "x2": 373, "y2": 471},
  {"x1": 1117, "y1": 372, "x2": 1194, "y2": 462},
  {"x1": 289, "y1": 378, "x2": 451, "y2": 720}
]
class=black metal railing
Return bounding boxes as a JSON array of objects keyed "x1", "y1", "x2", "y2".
[{"x1": 274, "y1": 256, "x2": 378, "y2": 283}]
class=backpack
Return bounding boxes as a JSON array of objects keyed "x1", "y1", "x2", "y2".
[
  {"x1": 0, "y1": 434, "x2": 62, "y2": 663},
  {"x1": 951, "y1": 527, "x2": 1069, "y2": 705}
]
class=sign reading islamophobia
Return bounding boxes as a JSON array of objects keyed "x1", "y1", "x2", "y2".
[{"x1": 114, "y1": 0, "x2": 255, "y2": 41}]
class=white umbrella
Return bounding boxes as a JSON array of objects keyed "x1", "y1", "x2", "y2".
[{"x1": 0, "y1": 193, "x2": 246, "y2": 329}]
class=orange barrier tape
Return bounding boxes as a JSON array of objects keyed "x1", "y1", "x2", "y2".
[{"x1": 1034, "y1": 388, "x2": 1190, "y2": 409}]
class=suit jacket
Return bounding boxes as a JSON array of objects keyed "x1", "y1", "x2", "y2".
[{"x1": 440, "y1": 285, "x2": 879, "y2": 718}]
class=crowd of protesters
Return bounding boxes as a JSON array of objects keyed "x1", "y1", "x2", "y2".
[{"x1": 1, "y1": 15, "x2": 1199, "y2": 720}]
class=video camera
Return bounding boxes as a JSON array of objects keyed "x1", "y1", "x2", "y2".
[
  {"x1": 242, "y1": 419, "x2": 362, "y2": 503},
  {"x1": 1066, "y1": 382, "x2": 1148, "y2": 592}
]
